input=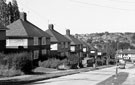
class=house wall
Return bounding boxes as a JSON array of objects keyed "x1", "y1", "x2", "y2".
[
  {"x1": 58, "y1": 42, "x2": 70, "y2": 57},
  {"x1": 41, "y1": 37, "x2": 50, "y2": 55},
  {"x1": 0, "y1": 30, "x2": 6, "y2": 52},
  {"x1": 0, "y1": 31, "x2": 6, "y2": 40}
]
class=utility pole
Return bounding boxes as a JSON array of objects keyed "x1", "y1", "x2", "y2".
[{"x1": 115, "y1": 40, "x2": 119, "y2": 79}]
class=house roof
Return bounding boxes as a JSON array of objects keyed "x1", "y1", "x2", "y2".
[
  {"x1": 6, "y1": 19, "x2": 51, "y2": 38},
  {"x1": 65, "y1": 35, "x2": 82, "y2": 45},
  {"x1": 87, "y1": 43, "x2": 96, "y2": 50},
  {"x1": 79, "y1": 39, "x2": 89, "y2": 47},
  {"x1": 45, "y1": 28, "x2": 71, "y2": 43},
  {"x1": 118, "y1": 49, "x2": 135, "y2": 54},
  {"x1": 0, "y1": 23, "x2": 9, "y2": 30}
]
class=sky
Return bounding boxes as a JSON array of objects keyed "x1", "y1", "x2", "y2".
[{"x1": 7, "y1": 0, "x2": 135, "y2": 34}]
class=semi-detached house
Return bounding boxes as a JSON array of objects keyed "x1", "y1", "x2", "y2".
[
  {"x1": 6, "y1": 12, "x2": 51, "y2": 61},
  {"x1": 45, "y1": 24, "x2": 71, "y2": 58},
  {"x1": 65, "y1": 29, "x2": 83, "y2": 58}
]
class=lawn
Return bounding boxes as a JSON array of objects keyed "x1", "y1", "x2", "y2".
[{"x1": 97, "y1": 72, "x2": 129, "y2": 85}]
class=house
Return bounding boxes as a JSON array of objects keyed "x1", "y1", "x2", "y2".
[
  {"x1": 65, "y1": 29, "x2": 83, "y2": 58},
  {"x1": 45, "y1": 24, "x2": 71, "y2": 58},
  {"x1": 6, "y1": 12, "x2": 51, "y2": 60},
  {"x1": 117, "y1": 49, "x2": 135, "y2": 62},
  {"x1": 0, "y1": 24, "x2": 8, "y2": 52},
  {"x1": 79, "y1": 39, "x2": 90, "y2": 58}
]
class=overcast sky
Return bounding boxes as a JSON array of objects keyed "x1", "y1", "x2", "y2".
[{"x1": 7, "y1": 0, "x2": 135, "y2": 34}]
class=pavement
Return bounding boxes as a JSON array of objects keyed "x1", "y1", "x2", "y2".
[{"x1": 29, "y1": 66, "x2": 117, "y2": 85}]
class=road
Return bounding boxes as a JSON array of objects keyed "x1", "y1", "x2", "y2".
[{"x1": 30, "y1": 64, "x2": 135, "y2": 85}]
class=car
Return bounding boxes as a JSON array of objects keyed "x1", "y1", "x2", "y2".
[{"x1": 119, "y1": 59, "x2": 126, "y2": 69}]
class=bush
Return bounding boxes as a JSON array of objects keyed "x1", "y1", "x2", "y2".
[
  {"x1": 40, "y1": 54, "x2": 81, "y2": 69},
  {"x1": 0, "y1": 65, "x2": 23, "y2": 77},
  {"x1": 39, "y1": 58, "x2": 69, "y2": 69},
  {"x1": 39, "y1": 58, "x2": 60, "y2": 68},
  {"x1": 67, "y1": 54, "x2": 80, "y2": 69},
  {"x1": 0, "y1": 52, "x2": 33, "y2": 76},
  {"x1": 6, "y1": 52, "x2": 33, "y2": 73}
]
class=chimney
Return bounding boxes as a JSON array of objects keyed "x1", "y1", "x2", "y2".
[
  {"x1": 20, "y1": 12, "x2": 27, "y2": 21},
  {"x1": 48, "y1": 24, "x2": 54, "y2": 30},
  {"x1": 75, "y1": 34, "x2": 78, "y2": 39},
  {"x1": 66, "y1": 29, "x2": 70, "y2": 35}
]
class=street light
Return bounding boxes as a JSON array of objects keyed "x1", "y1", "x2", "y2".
[{"x1": 115, "y1": 40, "x2": 119, "y2": 79}]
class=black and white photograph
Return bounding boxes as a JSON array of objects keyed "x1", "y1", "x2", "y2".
[{"x1": 0, "y1": 0, "x2": 135, "y2": 85}]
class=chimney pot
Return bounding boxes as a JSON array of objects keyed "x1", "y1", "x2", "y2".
[
  {"x1": 48, "y1": 24, "x2": 54, "y2": 30},
  {"x1": 20, "y1": 12, "x2": 27, "y2": 21},
  {"x1": 66, "y1": 29, "x2": 70, "y2": 35}
]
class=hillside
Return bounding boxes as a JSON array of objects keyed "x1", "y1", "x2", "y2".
[{"x1": 75, "y1": 32, "x2": 135, "y2": 49}]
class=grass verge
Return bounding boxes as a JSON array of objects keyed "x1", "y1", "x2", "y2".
[{"x1": 97, "y1": 72, "x2": 129, "y2": 85}]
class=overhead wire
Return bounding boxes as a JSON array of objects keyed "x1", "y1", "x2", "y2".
[
  {"x1": 109, "y1": 0, "x2": 135, "y2": 4},
  {"x1": 68, "y1": 0, "x2": 135, "y2": 11}
]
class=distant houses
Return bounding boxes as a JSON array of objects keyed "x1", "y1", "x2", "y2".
[
  {"x1": 45, "y1": 24, "x2": 71, "y2": 58},
  {"x1": 6, "y1": 12, "x2": 51, "y2": 60},
  {"x1": 117, "y1": 49, "x2": 135, "y2": 63}
]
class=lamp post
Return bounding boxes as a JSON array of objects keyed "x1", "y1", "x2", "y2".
[{"x1": 115, "y1": 40, "x2": 119, "y2": 79}]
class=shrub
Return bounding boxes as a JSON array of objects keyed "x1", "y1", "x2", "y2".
[
  {"x1": 5, "y1": 52, "x2": 33, "y2": 73},
  {"x1": 39, "y1": 58, "x2": 69, "y2": 69},
  {"x1": 39, "y1": 58, "x2": 61, "y2": 68},
  {"x1": 0, "y1": 52, "x2": 33, "y2": 76},
  {"x1": 67, "y1": 54, "x2": 80, "y2": 69},
  {"x1": 0, "y1": 65, "x2": 23, "y2": 77}
]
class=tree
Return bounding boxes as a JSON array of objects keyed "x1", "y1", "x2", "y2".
[
  {"x1": 8, "y1": 0, "x2": 20, "y2": 23},
  {"x1": 118, "y1": 42, "x2": 130, "y2": 50},
  {"x1": 0, "y1": 0, "x2": 20, "y2": 26},
  {"x1": 0, "y1": 0, "x2": 9, "y2": 26},
  {"x1": 11, "y1": 0, "x2": 20, "y2": 22},
  {"x1": 104, "y1": 42, "x2": 116, "y2": 65}
]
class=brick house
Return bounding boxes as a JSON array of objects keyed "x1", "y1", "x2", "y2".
[
  {"x1": 65, "y1": 29, "x2": 83, "y2": 58},
  {"x1": 0, "y1": 24, "x2": 8, "y2": 52},
  {"x1": 45, "y1": 24, "x2": 71, "y2": 58},
  {"x1": 79, "y1": 39, "x2": 90, "y2": 58},
  {"x1": 6, "y1": 12, "x2": 51, "y2": 60}
]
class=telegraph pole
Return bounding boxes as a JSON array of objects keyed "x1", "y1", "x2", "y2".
[{"x1": 115, "y1": 40, "x2": 119, "y2": 79}]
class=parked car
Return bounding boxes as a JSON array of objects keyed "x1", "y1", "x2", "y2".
[{"x1": 119, "y1": 59, "x2": 126, "y2": 69}]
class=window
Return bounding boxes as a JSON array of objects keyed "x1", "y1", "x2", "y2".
[
  {"x1": 42, "y1": 37, "x2": 46, "y2": 45},
  {"x1": 34, "y1": 50, "x2": 39, "y2": 59},
  {"x1": 51, "y1": 44, "x2": 58, "y2": 50},
  {"x1": 70, "y1": 46, "x2": 75, "y2": 52},
  {"x1": 65, "y1": 42, "x2": 69, "y2": 48},
  {"x1": 34, "y1": 37, "x2": 38, "y2": 45},
  {"x1": 83, "y1": 48, "x2": 86, "y2": 52},
  {"x1": 46, "y1": 38, "x2": 50, "y2": 44},
  {"x1": 6, "y1": 39, "x2": 28, "y2": 48}
]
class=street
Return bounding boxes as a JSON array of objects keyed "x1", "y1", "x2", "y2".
[{"x1": 29, "y1": 63, "x2": 135, "y2": 85}]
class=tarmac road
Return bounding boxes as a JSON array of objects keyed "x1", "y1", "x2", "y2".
[
  {"x1": 29, "y1": 63, "x2": 135, "y2": 85},
  {"x1": 31, "y1": 66, "x2": 117, "y2": 85}
]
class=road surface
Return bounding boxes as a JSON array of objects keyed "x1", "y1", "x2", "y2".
[{"x1": 30, "y1": 63, "x2": 134, "y2": 85}]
